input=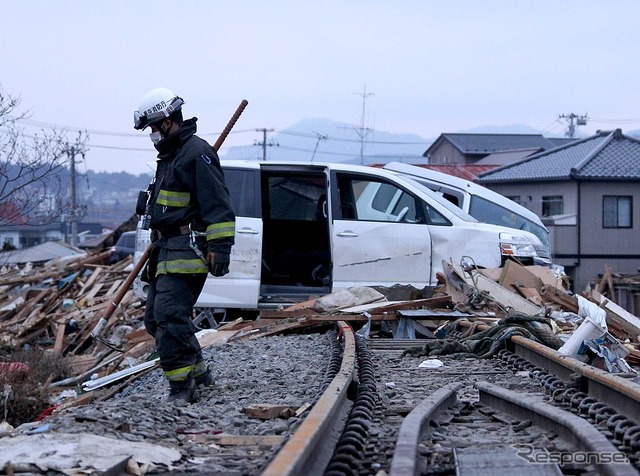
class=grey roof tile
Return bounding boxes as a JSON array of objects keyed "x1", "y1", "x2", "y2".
[
  {"x1": 439, "y1": 133, "x2": 559, "y2": 155},
  {"x1": 477, "y1": 130, "x2": 640, "y2": 183}
]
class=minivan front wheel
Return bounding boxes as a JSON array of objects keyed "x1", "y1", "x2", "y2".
[
  {"x1": 192, "y1": 308, "x2": 257, "y2": 330},
  {"x1": 193, "y1": 307, "x2": 229, "y2": 330}
]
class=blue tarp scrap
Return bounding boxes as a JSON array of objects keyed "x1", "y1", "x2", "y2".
[{"x1": 579, "y1": 337, "x2": 633, "y2": 373}]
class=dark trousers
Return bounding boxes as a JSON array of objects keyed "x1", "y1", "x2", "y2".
[{"x1": 144, "y1": 273, "x2": 207, "y2": 378}]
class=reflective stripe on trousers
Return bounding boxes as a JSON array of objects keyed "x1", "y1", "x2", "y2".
[{"x1": 143, "y1": 273, "x2": 207, "y2": 380}]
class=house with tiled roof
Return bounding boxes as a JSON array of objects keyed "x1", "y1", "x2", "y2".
[
  {"x1": 476, "y1": 129, "x2": 640, "y2": 292},
  {"x1": 424, "y1": 133, "x2": 574, "y2": 165}
]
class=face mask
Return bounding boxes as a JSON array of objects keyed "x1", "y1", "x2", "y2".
[{"x1": 149, "y1": 131, "x2": 162, "y2": 144}]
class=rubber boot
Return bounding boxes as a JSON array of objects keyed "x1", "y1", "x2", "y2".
[
  {"x1": 194, "y1": 369, "x2": 215, "y2": 387},
  {"x1": 167, "y1": 377, "x2": 197, "y2": 405}
]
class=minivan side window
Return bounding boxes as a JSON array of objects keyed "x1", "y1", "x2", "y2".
[
  {"x1": 223, "y1": 168, "x2": 259, "y2": 217},
  {"x1": 335, "y1": 173, "x2": 448, "y2": 225}
]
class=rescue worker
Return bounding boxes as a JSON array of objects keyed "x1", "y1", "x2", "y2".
[{"x1": 134, "y1": 87, "x2": 235, "y2": 404}]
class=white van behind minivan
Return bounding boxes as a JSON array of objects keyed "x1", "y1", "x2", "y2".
[
  {"x1": 382, "y1": 162, "x2": 552, "y2": 266},
  {"x1": 134, "y1": 160, "x2": 546, "y2": 324}
]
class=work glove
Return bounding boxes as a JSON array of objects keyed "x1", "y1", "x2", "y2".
[{"x1": 206, "y1": 251, "x2": 230, "y2": 277}]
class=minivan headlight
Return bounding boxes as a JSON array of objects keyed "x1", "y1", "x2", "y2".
[{"x1": 499, "y1": 233, "x2": 537, "y2": 258}]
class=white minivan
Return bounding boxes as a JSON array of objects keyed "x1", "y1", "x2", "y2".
[
  {"x1": 134, "y1": 160, "x2": 545, "y2": 322},
  {"x1": 382, "y1": 162, "x2": 552, "y2": 265}
]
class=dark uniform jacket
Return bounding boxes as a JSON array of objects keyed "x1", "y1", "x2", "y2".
[{"x1": 147, "y1": 118, "x2": 235, "y2": 276}]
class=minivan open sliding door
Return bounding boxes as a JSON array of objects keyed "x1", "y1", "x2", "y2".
[
  {"x1": 259, "y1": 165, "x2": 331, "y2": 299},
  {"x1": 330, "y1": 170, "x2": 433, "y2": 290}
]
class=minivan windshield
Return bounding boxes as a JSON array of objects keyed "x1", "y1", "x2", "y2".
[
  {"x1": 394, "y1": 175, "x2": 479, "y2": 222},
  {"x1": 398, "y1": 174, "x2": 549, "y2": 248},
  {"x1": 469, "y1": 195, "x2": 550, "y2": 248}
]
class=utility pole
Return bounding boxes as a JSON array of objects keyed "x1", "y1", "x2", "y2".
[
  {"x1": 68, "y1": 146, "x2": 78, "y2": 247},
  {"x1": 558, "y1": 113, "x2": 588, "y2": 138},
  {"x1": 254, "y1": 128, "x2": 276, "y2": 161},
  {"x1": 355, "y1": 85, "x2": 374, "y2": 164},
  {"x1": 67, "y1": 140, "x2": 87, "y2": 247}
]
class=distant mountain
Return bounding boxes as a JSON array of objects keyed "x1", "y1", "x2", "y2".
[
  {"x1": 221, "y1": 118, "x2": 431, "y2": 165},
  {"x1": 627, "y1": 129, "x2": 640, "y2": 139},
  {"x1": 458, "y1": 123, "x2": 548, "y2": 135},
  {"x1": 219, "y1": 119, "x2": 574, "y2": 165}
]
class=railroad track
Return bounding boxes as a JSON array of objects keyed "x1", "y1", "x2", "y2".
[
  {"x1": 13, "y1": 323, "x2": 640, "y2": 475},
  {"x1": 261, "y1": 322, "x2": 640, "y2": 476}
]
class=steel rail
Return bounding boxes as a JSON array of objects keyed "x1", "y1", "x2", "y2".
[
  {"x1": 511, "y1": 335, "x2": 640, "y2": 425},
  {"x1": 455, "y1": 320, "x2": 640, "y2": 424},
  {"x1": 477, "y1": 381, "x2": 638, "y2": 476},
  {"x1": 388, "y1": 379, "x2": 637, "y2": 476},
  {"x1": 262, "y1": 321, "x2": 356, "y2": 476},
  {"x1": 389, "y1": 383, "x2": 462, "y2": 476}
]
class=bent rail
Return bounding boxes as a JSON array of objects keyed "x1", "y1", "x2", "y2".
[{"x1": 262, "y1": 321, "x2": 356, "y2": 476}]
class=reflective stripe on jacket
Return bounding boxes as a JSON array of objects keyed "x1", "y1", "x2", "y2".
[{"x1": 154, "y1": 235, "x2": 208, "y2": 276}]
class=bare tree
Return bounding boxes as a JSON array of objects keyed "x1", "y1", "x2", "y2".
[{"x1": 0, "y1": 87, "x2": 88, "y2": 227}]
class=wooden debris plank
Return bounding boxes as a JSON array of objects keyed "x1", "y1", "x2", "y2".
[
  {"x1": 512, "y1": 284, "x2": 544, "y2": 306},
  {"x1": 67, "y1": 355, "x2": 99, "y2": 375},
  {"x1": 396, "y1": 309, "x2": 474, "y2": 320},
  {"x1": 11, "y1": 289, "x2": 52, "y2": 321},
  {"x1": 79, "y1": 268, "x2": 103, "y2": 294},
  {"x1": 215, "y1": 318, "x2": 247, "y2": 331},
  {"x1": 0, "y1": 271, "x2": 60, "y2": 286},
  {"x1": 229, "y1": 318, "x2": 323, "y2": 341},
  {"x1": 83, "y1": 283, "x2": 105, "y2": 302},
  {"x1": 540, "y1": 285, "x2": 579, "y2": 313},
  {"x1": 590, "y1": 290, "x2": 640, "y2": 342},
  {"x1": 277, "y1": 296, "x2": 321, "y2": 312},
  {"x1": 196, "y1": 329, "x2": 241, "y2": 349},
  {"x1": 497, "y1": 260, "x2": 545, "y2": 291},
  {"x1": 53, "y1": 321, "x2": 67, "y2": 355},
  {"x1": 441, "y1": 260, "x2": 475, "y2": 304},
  {"x1": 366, "y1": 295, "x2": 452, "y2": 315},
  {"x1": 453, "y1": 262, "x2": 543, "y2": 316},
  {"x1": 125, "y1": 340, "x2": 155, "y2": 359},
  {"x1": 478, "y1": 268, "x2": 503, "y2": 282},
  {"x1": 105, "y1": 279, "x2": 124, "y2": 297},
  {"x1": 241, "y1": 403, "x2": 299, "y2": 420},
  {"x1": 124, "y1": 328, "x2": 153, "y2": 344}
]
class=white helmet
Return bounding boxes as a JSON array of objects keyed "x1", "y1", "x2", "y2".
[{"x1": 134, "y1": 87, "x2": 184, "y2": 130}]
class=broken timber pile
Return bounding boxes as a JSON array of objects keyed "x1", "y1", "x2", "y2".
[
  {"x1": 0, "y1": 251, "x2": 150, "y2": 383},
  {"x1": 4, "y1": 250, "x2": 640, "y2": 404},
  {"x1": 221, "y1": 259, "x2": 640, "y2": 368},
  {"x1": 590, "y1": 264, "x2": 640, "y2": 318}
]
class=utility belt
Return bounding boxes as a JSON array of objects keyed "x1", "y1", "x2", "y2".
[
  {"x1": 151, "y1": 224, "x2": 207, "y2": 262},
  {"x1": 151, "y1": 225, "x2": 191, "y2": 241}
]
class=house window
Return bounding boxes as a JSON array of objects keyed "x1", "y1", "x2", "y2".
[
  {"x1": 603, "y1": 196, "x2": 632, "y2": 228},
  {"x1": 506, "y1": 196, "x2": 522, "y2": 205},
  {"x1": 542, "y1": 196, "x2": 563, "y2": 216}
]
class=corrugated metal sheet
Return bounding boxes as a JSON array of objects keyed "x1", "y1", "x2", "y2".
[{"x1": 0, "y1": 241, "x2": 85, "y2": 266}]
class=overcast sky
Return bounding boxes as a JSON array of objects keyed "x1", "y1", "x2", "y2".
[{"x1": 2, "y1": 1, "x2": 640, "y2": 175}]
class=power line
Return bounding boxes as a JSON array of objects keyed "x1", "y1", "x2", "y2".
[
  {"x1": 589, "y1": 117, "x2": 640, "y2": 124},
  {"x1": 12, "y1": 116, "x2": 256, "y2": 138}
]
